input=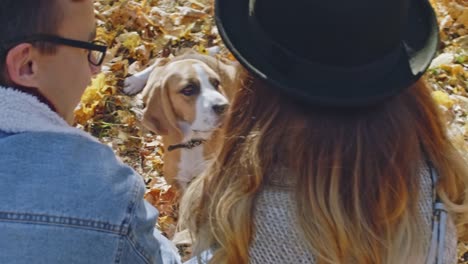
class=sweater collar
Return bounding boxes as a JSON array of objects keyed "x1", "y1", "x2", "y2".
[{"x1": 0, "y1": 86, "x2": 97, "y2": 141}]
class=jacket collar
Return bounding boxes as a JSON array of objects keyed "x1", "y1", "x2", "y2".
[{"x1": 0, "y1": 86, "x2": 97, "y2": 141}]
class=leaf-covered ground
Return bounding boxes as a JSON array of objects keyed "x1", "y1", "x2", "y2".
[{"x1": 77, "y1": 0, "x2": 468, "y2": 261}]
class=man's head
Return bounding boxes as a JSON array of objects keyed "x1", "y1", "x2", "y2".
[{"x1": 0, "y1": 0, "x2": 102, "y2": 124}]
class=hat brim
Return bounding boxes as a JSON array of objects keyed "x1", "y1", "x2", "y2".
[{"x1": 215, "y1": 0, "x2": 439, "y2": 107}]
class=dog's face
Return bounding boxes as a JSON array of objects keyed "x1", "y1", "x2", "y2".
[
  {"x1": 167, "y1": 60, "x2": 229, "y2": 136},
  {"x1": 141, "y1": 58, "x2": 231, "y2": 140}
]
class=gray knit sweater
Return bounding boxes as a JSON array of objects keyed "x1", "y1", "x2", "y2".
[{"x1": 249, "y1": 166, "x2": 457, "y2": 264}]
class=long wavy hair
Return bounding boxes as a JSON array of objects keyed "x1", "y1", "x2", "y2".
[{"x1": 179, "y1": 68, "x2": 468, "y2": 264}]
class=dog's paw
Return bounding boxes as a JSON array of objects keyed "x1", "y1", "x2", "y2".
[
  {"x1": 123, "y1": 75, "x2": 147, "y2": 95},
  {"x1": 129, "y1": 94, "x2": 145, "y2": 120}
]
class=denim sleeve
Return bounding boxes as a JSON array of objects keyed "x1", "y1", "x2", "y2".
[{"x1": 119, "y1": 179, "x2": 181, "y2": 264}]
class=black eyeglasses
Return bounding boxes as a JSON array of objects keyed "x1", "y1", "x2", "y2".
[{"x1": 2, "y1": 34, "x2": 108, "y2": 66}]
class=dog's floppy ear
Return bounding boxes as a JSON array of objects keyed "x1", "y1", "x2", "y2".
[
  {"x1": 218, "y1": 59, "x2": 240, "y2": 100},
  {"x1": 141, "y1": 73, "x2": 183, "y2": 137}
]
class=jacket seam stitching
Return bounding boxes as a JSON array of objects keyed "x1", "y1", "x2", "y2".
[
  {"x1": 125, "y1": 235, "x2": 152, "y2": 264},
  {"x1": 118, "y1": 172, "x2": 140, "y2": 236},
  {"x1": 114, "y1": 235, "x2": 125, "y2": 264},
  {"x1": 126, "y1": 178, "x2": 155, "y2": 262},
  {"x1": 115, "y1": 177, "x2": 143, "y2": 261},
  {"x1": 0, "y1": 211, "x2": 122, "y2": 234},
  {"x1": 127, "y1": 178, "x2": 150, "y2": 263}
]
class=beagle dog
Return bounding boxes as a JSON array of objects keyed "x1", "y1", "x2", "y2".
[{"x1": 124, "y1": 51, "x2": 237, "y2": 190}]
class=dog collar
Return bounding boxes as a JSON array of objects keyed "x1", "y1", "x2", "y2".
[{"x1": 167, "y1": 138, "x2": 206, "y2": 152}]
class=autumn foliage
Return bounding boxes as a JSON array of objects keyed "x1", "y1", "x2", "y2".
[{"x1": 78, "y1": 0, "x2": 467, "y2": 261}]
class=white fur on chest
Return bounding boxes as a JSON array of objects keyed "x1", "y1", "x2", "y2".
[{"x1": 177, "y1": 146, "x2": 208, "y2": 189}]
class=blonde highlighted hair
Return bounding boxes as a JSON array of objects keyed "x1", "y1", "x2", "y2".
[{"x1": 179, "y1": 69, "x2": 468, "y2": 264}]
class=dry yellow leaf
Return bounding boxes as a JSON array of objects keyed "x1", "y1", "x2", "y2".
[
  {"x1": 432, "y1": 90, "x2": 455, "y2": 108},
  {"x1": 118, "y1": 32, "x2": 142, "y2": 50}
]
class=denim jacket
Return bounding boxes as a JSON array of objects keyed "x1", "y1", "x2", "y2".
[{"x1": 0, "y1": 87, "x2": 181, "y2": 264}]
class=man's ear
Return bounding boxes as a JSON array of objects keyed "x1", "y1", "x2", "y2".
[{"x1": 5, "y1": 43, "x2": 40, "y2": 87}]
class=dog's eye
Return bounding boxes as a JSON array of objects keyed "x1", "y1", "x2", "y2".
[
  {"x1": 181, "y1": 84, "x2": 196, "y2": 96},
  {"x1": 211, "y1": 79, "x2": 220, "y2": 90}
]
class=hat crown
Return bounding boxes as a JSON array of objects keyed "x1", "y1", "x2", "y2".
[
  {"x1": 215, "y1": 0, "x2": 438, "y2": 106},
  {"x1": 251, "y1": 0, "x2": 409, "y2": 66}
]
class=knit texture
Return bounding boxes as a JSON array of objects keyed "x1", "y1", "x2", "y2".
[{"x1": 249, "y1": 166, "x2": 457, "y2": 263}]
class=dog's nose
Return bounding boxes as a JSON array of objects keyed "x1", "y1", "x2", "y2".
[{"x1": 212, "y1": 103, "x2": 228, "y2": 115}]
